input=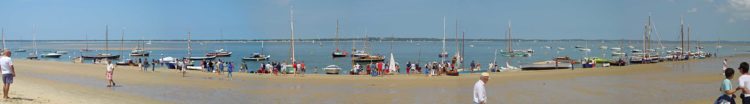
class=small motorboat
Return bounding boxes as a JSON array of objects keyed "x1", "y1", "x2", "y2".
[
  {"x1": 324, "y1": 65, "x2": 342, "y2": 74},
  {"x1": 351, "y1": 50, "x2": 369, "y2": 57},
  {"x1": 130, "y1": 49, "x2": 150, "y2": 56},
  {"x1": 242, "y1": 53, "x2": 270, "y2": 61},
  {"x1": 520, "y1": 61, "x2": 572, "y2": 70},
  {"x1": 13, "y1": 49, "x2": 26, "y2": 52},
  {"x1": 332, "y1": 50, "x2": 348, "y2": 57},
  {"x1": 40, "y1": 52, "x2": 63, "y2": 58},
  {"x1": 115, "y1": 59, "x2": 132, "y2": 66},
  {"x1": 205, "y1": 49, "x2": 232, "y2": 57},
  {"x1": 26, "y1": 53, "x2": 38, "y2": 59}
]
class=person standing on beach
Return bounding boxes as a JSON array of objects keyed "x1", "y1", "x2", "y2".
[
  {"x1": 717, "y1": 68, "x2": 737, "y2": 104},
  {"x1": 473, "y1": 72, "x2": 489, "y2": 104},
  {"x1": 227, "y1": 62, "x2": 233, "y2": 80},
  {"x1": 106, "y1": 60, "x2": 116, "y2": 87},
  {"x1": 737, "y1": 62, "x2": 750, "y2": 104},
  {"x1": 1, "y1": 51, "x2": 15, "y2": 99},
  {"x1": 151, "y1": 59, "x2": 156, "y2": 72}
]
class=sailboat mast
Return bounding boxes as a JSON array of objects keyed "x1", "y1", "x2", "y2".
[
  {"x1": 187, "y1": 31, "x2": 192, "y2": 58},
  {"x1": 455, "y1": 19, "x2": 459, "y2": 57},
  {"x1": 688, "y1": 24, "x2": 692, "y2": 54},
  {"x1": 442, "y1": 16, "x2": 446, "y2": 53},
  {"x1": 508, "y1": 20, "x2": 512, "y2": 52},
  {"x1": 289, "y1": 6, "x2": 296, "y2": 62},
  {"x1": 335, "y1": 19, "x2": 340, "y2": 51},
  {"x1": 121, "y1": 29, "x2": 124, "y2": 57},
  {"x1": 680, "y1": 17, "x2": 684, "y2": 55},
  {"x1": 2, "y1": 28, "x2": 5, "y2": 50},
  {"x1": 105, "y1": 25, "x2": 109, "y2": 54}
]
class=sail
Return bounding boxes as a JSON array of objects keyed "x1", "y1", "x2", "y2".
[{"x1": 389, "y1": 53, "x2": 397, "y2": 73}]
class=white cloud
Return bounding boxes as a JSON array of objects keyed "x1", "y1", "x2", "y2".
[
  {"x1": 720, "y1": 0, "x2": 750, "y2": 22},
  {"x1": 688, "y1": 8, "x2": 698, "y2": 13}
]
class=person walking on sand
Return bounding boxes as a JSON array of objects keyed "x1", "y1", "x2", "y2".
[
  {"x1": 1, "y1": 51, "x2": 15, "y2": 99},
  {"x1": 473, "y1": 72, "x2": 489, "y2": 104},
  {"x1": 151, "y1": 59, "x2": 156, "y2": 72},
  {"x1": 106, "y1": 60, "x2": 116, "y2": 87}
]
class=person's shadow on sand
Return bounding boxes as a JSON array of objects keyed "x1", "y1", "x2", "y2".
[{"x1": 10, "y1": 97, "x2": 35, "y2": 101}]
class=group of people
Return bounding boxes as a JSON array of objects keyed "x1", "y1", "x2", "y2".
[
  {"x1": 716, "y1": 59, "x2": 750, "y2": 104},
  {"x1": 198, "y1": 59, "x2": 237, "y2": 79},
  {"x1": 255, "y1": 61, "x2": 306, "y2": 76},
  {"x1": 349, "y1": 61, "x2": 398, "y2": 76}
]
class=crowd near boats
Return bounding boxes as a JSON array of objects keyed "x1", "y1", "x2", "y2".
[{"x1": 0, "y1": 14, "x2": 723, "y2": 77}]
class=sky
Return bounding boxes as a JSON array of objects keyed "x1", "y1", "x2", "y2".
[{"x1": 0, "y1": 0, "x2": 748, "y2": 41}]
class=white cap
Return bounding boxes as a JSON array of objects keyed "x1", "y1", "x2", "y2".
[{"x1": 481, "y1": 72, "x2": 490, "y2": 77}]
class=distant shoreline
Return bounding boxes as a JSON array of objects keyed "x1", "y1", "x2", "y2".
[{"x1": 1, "y1": 37, "x2": 748, "y2": 43}]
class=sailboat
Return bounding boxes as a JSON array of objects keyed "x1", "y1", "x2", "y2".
[
  {"x1": 130, "y1": 37, "x2": 150, "y2": 56},
  {"x1": 116, "y1": 29, "x2": 132, "y2": 65},
  {"x1": 205, "y1": 30, "x2": 232, "y2": 57},
  {"x1": 80, "y1": 34, "x2": 92, "y2": 52},
  {"x1": 332, "y1": 19, "x2": 348, "y2": 57},
  {"x1": 27, "y1": 26, "x2": 38, "y2": 59},
  {"x1": 351, "y1": 32, "x2": 384, "y2": 62},
  {"x1": 629, "y1": 15, "x2": 658, "y2": 64},
  {"x1": 499, "y1": 21, "x2": 530, "y2": 57},
  {"x1": 242, "y1": 41, "x2": 270, "y2": 61},
  {"x1": 350, "y1": 35, "x2": 370, "y2": 57},
  {"x1": 438, "y1": 17, "x2": 449, "y2": 58},
  {"x1": 81, "y1": 25, "x2": 121, "y2": 59},
  {"x1": 282, "y1": 7, "x2": 300, "y2": 74},
  {"x1": 186, "y1": 31, "x2": 216, "y2": 60}
]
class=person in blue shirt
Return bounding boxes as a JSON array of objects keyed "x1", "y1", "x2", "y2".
[
  {"x1": 717, "y1": 68, "x2": 737, "y2": 104},
  {"x1": 227, "y1": 62, "x2": 234, "y2": 80}
]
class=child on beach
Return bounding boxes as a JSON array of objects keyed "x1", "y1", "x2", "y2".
[
  {"x1": 717, "y1": 68, "x2": 736, "y2": 104},
  {"x1": 106, "y1": 60, "x2": 116, "y2": 87}
]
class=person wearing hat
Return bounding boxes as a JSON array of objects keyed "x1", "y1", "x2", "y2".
[{"x1": 474, "y1": 72, "x2": 489, "y2": 104}]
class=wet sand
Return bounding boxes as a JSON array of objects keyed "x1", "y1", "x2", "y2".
[{"x1": 1, "y1": 54, "x2": 748, "y2": 104}]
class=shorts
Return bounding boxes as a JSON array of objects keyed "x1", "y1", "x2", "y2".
[
  {"x1": 2, "y1": 74, "x2": 13, "y2": 84},
  {"x1": 106, "y1": 72, "x2": 113, "y2": 80}
]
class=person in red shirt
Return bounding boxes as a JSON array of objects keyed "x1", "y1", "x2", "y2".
[{"x1": 376, "y1": 62, "x2": 384, "y2": 75}]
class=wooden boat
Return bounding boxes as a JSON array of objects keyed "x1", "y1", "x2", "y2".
[
  {"x1": 324, "y1": 65, "x2": 341, "y2": 74},
  {"x1": 553, "y1": 56, "x2": 577, "y2": 64},
  {"x1": 242, "y1": 53, "x2": 270, "y2": 61},
  {"x1": 352, "y1": 55, "x2": 385, "y2": 62},
  {"x1": 520, "y1": 61, "x2": 572, "y2": 70}
]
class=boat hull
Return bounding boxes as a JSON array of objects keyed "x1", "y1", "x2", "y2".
[{"x1": 81, "y1": 55, "x2": 121, "y2": 59}]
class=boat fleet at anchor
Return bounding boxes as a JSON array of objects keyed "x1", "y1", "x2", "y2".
[{"x1": 0, "y1": 14, "x2": 722, "y2": 76}]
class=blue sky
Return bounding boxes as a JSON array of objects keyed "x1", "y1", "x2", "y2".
[{"x1": 0, "y1": 0, "x2": 748, "y2": 41}]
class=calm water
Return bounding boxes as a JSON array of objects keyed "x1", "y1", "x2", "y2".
[{"x1": 6, "y1": 40, "x2": 749, "y2": 74}]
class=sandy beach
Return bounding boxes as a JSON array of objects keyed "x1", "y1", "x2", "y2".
[{"x1": 0, "y1": 54, "x2": 747, "y2": 104}]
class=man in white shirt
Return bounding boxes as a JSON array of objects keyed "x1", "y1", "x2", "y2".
[
  {"x1": 1, "y1": 51, "x2": 15, "y2": 99},
  {"x1": 474, "y1": 72, "x2": 489, "y2": 104},
  {"x1": 106, "y1": 60, "x2": 116, "y2": 87}
]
